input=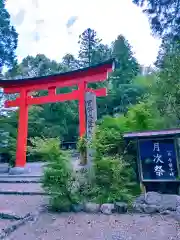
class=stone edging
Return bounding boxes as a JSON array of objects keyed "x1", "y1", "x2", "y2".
[
  {"x1": 0, "y1": 214, "x2": 33, "y2": 239},
  {"x1": 71, "y1": 202, "x2": 128, "y2": 215},
  {"x1": 0, "y1": 212, "x2": 24, "y2": 221},
  {"x1": 70, "y1": 192, "x2": 180, "y2": 222}
]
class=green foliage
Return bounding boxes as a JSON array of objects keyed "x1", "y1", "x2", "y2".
[
  {"x1": 77, "y1": 136, "x2": 88, "y2": 165},
  {"x1": 0, "y1": 0, "x2": 18, "y2": 70},
  {"x1": 88, "y1": 101, "x2": 166, "y2": 203},
  {"x1": 5, "y1": 54, "x2": 67, "y2": 79},
  {"x1": 78, "y1": 28, "x2": 111, "y2": 67},
  {"x1": 92, "y1": 156, "x2": 140, "y2": 204},
  {"x1": 94, "y1": 116, "x2": 127, "y2": 157},
  {"x1": 95, "y1": 101, "x2": 164, "y2": 156},
  {"x1": 147, "y1": 43, "x2": 180, "y2": 128},
  {"x1": 0, "y1": 135, "x2": 16, "y2": 167},
  {"x1": 102, "y1": 35, "x2": 141, "y2": 116},
  {"x1": 0, "y1": 112, "x2": 17, "y2": 166},
  {"x1": 29, "y1": 137, "x2": 79, "y2": 212},
  {"x1": 78, "y1": 28, "x2": 101, "y2": 67},
  {"x1": 6, "y1": 137, "x2": 16, "y2": 167},
  {"x1": 133, "y1": 0, "x2": 180, "y2": 40},
  {"x1": 125, "y1": 101, "x2": 164, "y2": 131},
  {"x1": 62, "y1": 54, "x2": 80, "y2": 70},
  {"x1": 112, "y1": 35, "x2": 140, "y2": 81}
]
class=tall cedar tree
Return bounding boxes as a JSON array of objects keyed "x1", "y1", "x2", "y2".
[
  {"x1": 78, "y1": 28, "x2": 101, "y2": 67},
  {"x1": 111, "y1": 35, "x2": 140, "y2": 86},
  {"x1": 98, "y1": 35, "x2": 141, "y2": 116},
  {"x1": 0, "y1": 0, "x2": 18, "y2": 71},
  {"x1": 155, "y1": 33, "x2": 180, "y2": 68},
  {"x1": 106, "y1": 35, "x2": 141, "y2": 114},
  {"x1": 133, "y1": 0, "x2": 180, "y2": 40}
]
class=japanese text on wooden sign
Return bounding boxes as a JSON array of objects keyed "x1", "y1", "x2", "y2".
[
  {"x1": 85, "y1": 92, "x2": 97, "y2": 141},
  {"x1": 139, "y1": 138, "x2": 179, "y2": 181},
  {"x1": 85, "y1": 92, "x2": 97, "y2": 175}
]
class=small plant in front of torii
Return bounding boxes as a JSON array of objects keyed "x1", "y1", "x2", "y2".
[
  {"x1": 77, "y1": 135, "x2": 87, "y2": 165},
  {"x1": 29, "y1": 137, "x2": 81, "y2": 212}
]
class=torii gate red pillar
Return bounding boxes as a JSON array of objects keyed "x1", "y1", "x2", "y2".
[
  {"x1": 79, "y1": 81, "x2": 87, "y2": 136},
  {"x1": 0, "y1": 60, "x2": 114, "y2": 169},
  {"x1": 16, "y1": 89, "x2": 28, "y2": 167}
]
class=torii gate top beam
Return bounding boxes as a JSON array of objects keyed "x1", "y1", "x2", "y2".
[{"x1": 0, "y1": 59, "x2": 114, "y2": 94}]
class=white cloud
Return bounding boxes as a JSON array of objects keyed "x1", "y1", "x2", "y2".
[{"x1": 6, "y1": 0, "x2": 161, "y2": 66}]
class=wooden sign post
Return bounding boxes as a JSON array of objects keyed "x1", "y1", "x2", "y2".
[{"x1": 85, "y1": 91, "x2": 97, "y2": 179}]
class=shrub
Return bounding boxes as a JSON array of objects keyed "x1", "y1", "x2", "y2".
[
  {"x1": 92, "y1": 155, "x2": 140, "y2": 204},
  {"x1": 89, "y1": 114, "x2": 141, "y2": 204},
  {"x1": 29, "y1": 137, "x2": 80, "y2": 212},
  {"x1": 0, "y1": 136, "x2": 16, "y2": 167},
  {"x1": 8, "y1": 137, "x2": 17, "y2": 167}
]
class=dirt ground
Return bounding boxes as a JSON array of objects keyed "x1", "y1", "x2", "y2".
[{"x1": 7, "y1": 212, "x2": 180, "y2": 240}]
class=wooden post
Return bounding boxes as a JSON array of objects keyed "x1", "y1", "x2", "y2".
[
  {"x1": 140, "y1": 182, "x2": 146, "y2": 193},
  {"x1": 15, "y1": 89, "x2": 28, "y2": 168}
]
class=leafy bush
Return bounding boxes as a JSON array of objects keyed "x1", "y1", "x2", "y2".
[
  {"x1": 8, "y1": 137, "x2": 17, "y2": 167},
  {"x1": 0, "y1": 136, "x2": 16, "y2": 167},
  {"x1": 29, "y1": 137, "x2": 80, "y2": 212},
  {"x1": 28, "y1": 100, "x2": 164, "y2": 208},
  {"x1": 92, "y1": 156, "x2": 140, "y2": 204},
  {"x1": 89, "y1": 101, "x2": 167, "y2": 204},
  {"x1": 90, "y1": 124, "x2": 140, "y2": 203}
]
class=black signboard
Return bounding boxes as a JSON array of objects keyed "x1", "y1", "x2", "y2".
[{"x1": 139, "y1": 138, "x2": 179, "y2": 181}]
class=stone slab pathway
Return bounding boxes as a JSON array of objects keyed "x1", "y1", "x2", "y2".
[
  {"x1": 6, "y1": 213, "x2": 180, "y2": 240},
  {"x1": 0, "y1": 183, "x2": 43, "y2": 194}
]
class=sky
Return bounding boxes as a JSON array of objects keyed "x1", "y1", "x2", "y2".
[{"x1": 6, "y1": 0, "x2": 161, "y2": 67}]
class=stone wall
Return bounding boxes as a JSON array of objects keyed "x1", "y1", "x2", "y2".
[
  {"x1": 71, "y1": 192, "x2": 180, "y2": 222},
  {"x1": 132, "y1": 191, "x2": 180, "y2": 221}
]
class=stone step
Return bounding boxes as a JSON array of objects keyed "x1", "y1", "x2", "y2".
[
  {"x1": 0, "y1": 178, "x2": 41, "y2": 183},
  {"x1": 0, "y1": 183, "x2": 45, "y2": 195},
  {"x1": 0, "y1": 175, "x2": 42, "y2": 178}
]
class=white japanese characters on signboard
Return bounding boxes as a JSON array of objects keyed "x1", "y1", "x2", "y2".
[
  {"x1": 85, "y1": 92, "x2": 97, "y2": 140},
  {"x1": 153, "y1": 142, "x2": 165, "y2": 177},
  {"x1": 153, "y1": 142, "x2": 175, "y2": 177},
  {"x1": 167, "y1": 150, "x2": 175, "y2": 177}
]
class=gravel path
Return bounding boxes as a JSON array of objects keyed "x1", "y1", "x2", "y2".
[
  {"x1": 7, "y1": 213, "x2": 180, "y2": 240},
  {"x1": 0, "y1": 195, "x2": 48, "y2": 218}
]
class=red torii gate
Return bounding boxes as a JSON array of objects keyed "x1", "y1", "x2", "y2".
[{"x1": 0, "y1": 60, "x2": 114, "y2": 170}]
